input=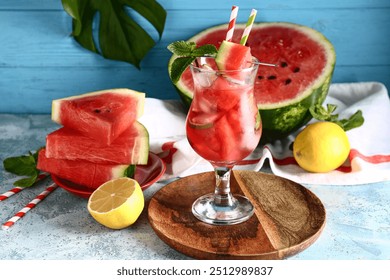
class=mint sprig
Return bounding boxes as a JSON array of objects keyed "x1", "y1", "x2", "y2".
[
  {"x1": 3, "y1": 148, "x2": 44, "y2": 187},
  {"x1": 309, "y1": 104, "x2": 364, "y2": 131},
  {"x1": 168, "y1": 41, "x2": 217, "y2": 84}
]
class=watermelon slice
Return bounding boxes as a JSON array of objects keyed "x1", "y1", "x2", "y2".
[
  {"x1": 52, "y1": 88, "x2": 145, "y2": 145},
  {"x1": 215, "y1": 40, "x2": 252, "y2": 71},
  {"x1": 37, "y1": 149, "x2": 130, "y2": 189},
  {"x1": 45, "y1": 121, "x2": 149, "y2": 164},
  {"x1": 169, "y1": 22, "x2": 336, "y2": 141}
]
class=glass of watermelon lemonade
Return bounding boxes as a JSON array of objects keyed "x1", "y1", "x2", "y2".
[{"x1": 186, "y1": 56, "x2": 261, "y2": 225}]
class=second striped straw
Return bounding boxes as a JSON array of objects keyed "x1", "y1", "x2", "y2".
[
  {"x1": 2, "y1": 183, "x2": 58, "y2": 230},
  {"x1": 240, "y1": 9, "x2": 258, "y2": 45}
]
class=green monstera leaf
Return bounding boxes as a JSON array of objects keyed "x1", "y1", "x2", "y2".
[{"x1": 61, "y1": 0, "x2": 166, "y2": 68}]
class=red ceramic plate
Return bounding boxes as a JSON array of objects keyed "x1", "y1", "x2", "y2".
[{"x1": 51, "y1": 153, "x2": 166, "y2": 199}]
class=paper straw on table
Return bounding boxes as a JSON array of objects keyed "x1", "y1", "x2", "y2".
[
  {"x1": 0, "y1": 186, "x2": 23, "y2": 201},
  {"x1": 226, "y1": 5, "x2": 239, "y2": 41},
  {"x1": 240, "y1": 9, "x2": 257, "y2": 45},
  {"x1": 0, "y1": 173, "x2": 49, "y2": 202},
  {"x1": 2, "y1": 183, "x2": 58, "y2": 230}
]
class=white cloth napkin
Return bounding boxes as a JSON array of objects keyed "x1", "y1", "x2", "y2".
[{"x1": 139, "y1": 82, "x2": 390, "y2": 185}]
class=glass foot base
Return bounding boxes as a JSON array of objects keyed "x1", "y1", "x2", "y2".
[{"x1": 192, "y1": 193, "x2": 254, "y2": 225}]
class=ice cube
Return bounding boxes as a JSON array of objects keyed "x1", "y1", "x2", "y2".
[{"x1": 193, "y1": 68, "x2": 217, "y2": 87}]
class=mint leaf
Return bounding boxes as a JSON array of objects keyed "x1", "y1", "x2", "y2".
[
  {"x1": 170, "y1": 57, "x2": 196, "y2": 84},
  {"x1": 191, "y1": 45, "x2": 218, "y2": 57},
  {"x1": 337, "y1": 110, "x2": 364, "y2": 131},
  {"x1": 167, "y1": 41, "x2": 196, "y2": 56},
  {"x1": 167, "y1": 41, "x2": 217, "y2": 58},
  {"x1": 3, "y1": 155, "x2": 37, "y2": 176},
  {"x1": 14, "y1": 174, "x2": 39, "y2": 188},
  {"x1": 167, "y1": 41, "x2": 218, "y2": 84},
  {"x1": 309, "y1": 104, "x2": 364, "y2": 131},
  {"x1": 3, "y1": 149, "x2": 43, "y2": 187},
  {"x1": 61, "y1": 0, "x2": 167, "y2": 68}
]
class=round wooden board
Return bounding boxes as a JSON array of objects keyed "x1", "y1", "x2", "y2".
[{"x1": 148, "y1": 170, "x2": 326, "y2": 259}]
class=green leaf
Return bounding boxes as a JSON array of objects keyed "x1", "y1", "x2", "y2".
[
  {"x1": 170, "y1": 57, "x2": 195, "y2": 84},
  {"x1": 326, "y1": 104, "x2": 337, "y2": 114},
  {"x1": 14, "y1": 174, "x2": 39, "y2": 188},
  {"x1": 309, "y1": 104, "x2": 365, "y2": 131},
  {"x1": 61, "y1": 0, "x2": 85, "y2": 36},
  {"x1": 167, "y1": 41, "x2": 197, "y2": 56},
  {"x1": 61, "y1": 0, "x2": 167, "y2": 68},
  {"x1": 167, "y1": 41, "x2": 218, "y2": 84},
  {"x1": 3, "y1": 149, "x2": 43, "y2": 188},
  {"x1": 191, "y1": 44, "x2": 218, "y2": 57},
  {"x1": 4, "y1": 155, "x2": 37, "y2": 176},
  {"x1": 337, "y1": 110, "x2": 365, "y2": 131},
  {"x1": 309, "y1": 104, "x2": 332, "y2": 120}
]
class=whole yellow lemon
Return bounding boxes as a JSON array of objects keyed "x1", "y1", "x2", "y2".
[{"x1": 293, "y1": 122, "x2": 350, "y2": 173}]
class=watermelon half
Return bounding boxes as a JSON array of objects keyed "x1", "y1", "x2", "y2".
[{"x1": 168, "y1": 22, "x2": 336, "y2": 141}]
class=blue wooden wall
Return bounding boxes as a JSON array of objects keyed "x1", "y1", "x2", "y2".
[{"x1": 1, "y1": 0, "x2": 389, "y2": 113}]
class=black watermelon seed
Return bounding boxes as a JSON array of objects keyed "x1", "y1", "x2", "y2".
[
  {"x1": 285, "y1": 78, "x2": 292, "y2": 85},
  {"x1": 94, "y1": 109, "x2": 101, "y2": 113},
  {"x1": 293, "y1": 67, "x2": 300, "y2": 73},
  {"x1": 267, "y1": 75, "x2": 277, "y2": 80},
  {"x1": 257, "y1": 75, "x2": 264, "y2": 80},
  {"x1": 280, "y1": 62, "x2": 288, "y2": 67}
]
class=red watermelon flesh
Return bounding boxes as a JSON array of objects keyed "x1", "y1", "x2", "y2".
[
  {"x1": 52, "y1": 89, "x2": 145, "y2": 145},
  {"x1": 45, "y1": 121, "x2": 149, "y2": 164},
  {"x1": 37, "y1": 149, "x2": 129, "y2": 189}
]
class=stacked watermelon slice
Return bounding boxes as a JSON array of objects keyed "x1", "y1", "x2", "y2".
[{"x1": 37, "y1": 89, "x2": 149, "y2": 189}]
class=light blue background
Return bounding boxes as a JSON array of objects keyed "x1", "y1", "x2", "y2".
[{"x1": 1, "y1": 0, "x2": 389, "y2": 113}]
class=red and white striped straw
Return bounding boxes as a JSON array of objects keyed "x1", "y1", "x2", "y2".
[
  {"x1": 0, "y1": 186, "x2": 23, "y2": 201},
  {"x1": 240, "y1": 9, "x2": 257, "y2": 45},
  {"x1": 226, "y1": 5, "x2": 239, "y2": 42},
  {"x1": 2, "y1": 183, "x2": 58, "y2": 230},
  {"x1": 0, "y1": 173, "x2": 49, "y2": 202}
]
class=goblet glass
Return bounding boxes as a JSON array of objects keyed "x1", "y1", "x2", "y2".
[{"x1": 186, "y1": 56, "x2": 262, "y2": 225}]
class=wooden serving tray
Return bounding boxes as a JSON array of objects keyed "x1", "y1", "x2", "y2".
[{"x1": 148, "y1": 170, "x2": 326, "y2": 259}]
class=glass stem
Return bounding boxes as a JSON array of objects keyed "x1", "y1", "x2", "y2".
[{"x1": 213, "y1": 167, "x2": 236, "y2": 208}]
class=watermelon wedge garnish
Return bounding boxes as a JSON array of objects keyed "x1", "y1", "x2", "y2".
[
  {"x1": 215, "y1": 40, "x2": 252, "y2": 71},
  {"x1": 169, "y1": 22, "x2": 336, "y2": 141}
]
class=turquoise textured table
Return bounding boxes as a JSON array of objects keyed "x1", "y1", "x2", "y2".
[{"x1": 1, "y1": 114, "x2": 389, "y2": 260}]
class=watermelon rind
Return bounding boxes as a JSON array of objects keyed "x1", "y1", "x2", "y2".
[
  {"x1": 168, "y1": 22, "x2": 336, "y2": 141},
  {"x1": 112, "y1": 164, "x2": 132, "y2": 179}
]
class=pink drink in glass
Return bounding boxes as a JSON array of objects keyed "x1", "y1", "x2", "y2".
[
  {"x1": 186, "y1": 61, "x2": 261, "y2": 166},
  {"x1": 186, "y1": 56, "x2": 261, "y2": 225}
]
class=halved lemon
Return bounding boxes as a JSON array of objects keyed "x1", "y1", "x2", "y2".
[{"x1": 87, "y1": 177, "x2": 144, "y2": 229}]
